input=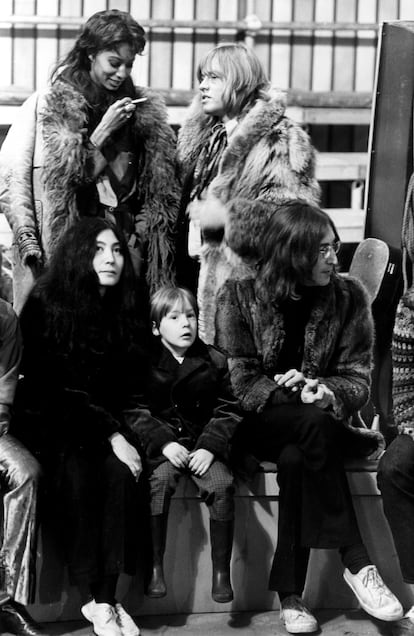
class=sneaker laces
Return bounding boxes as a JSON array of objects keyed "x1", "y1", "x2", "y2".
[{"x1": 361, "y1": 566, "x2": 394, "y2": 600}]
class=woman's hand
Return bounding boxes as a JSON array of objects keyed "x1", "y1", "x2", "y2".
[
  {"x1": 90, "y1": 98, "x2": 137, "y2": 149},
  {"x1": 274, "y1": 369, "x2": 306, "y2": 392},
  {"x1": 162, "y1": 442, "x2": 189, "y2": 469},
  {"x1": 109, "y1": 432, "x2": 142, "y2": 481},
  {"x1": 301, "y1": 379, "x2": 335, "y2": 409},
  {"x1": 188, "y1": 449, "x2": 214, "y2": 476}
]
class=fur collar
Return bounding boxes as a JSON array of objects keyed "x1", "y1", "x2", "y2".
[
  {"x1": 177, "y1": 87, "x2": 288, "y2": 178},
  {"x1": 39, "y1": 80, "x2": 178, "y2": 290}
]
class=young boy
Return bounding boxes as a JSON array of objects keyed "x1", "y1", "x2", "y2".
[{"x1": 136, "y1": 286, "x2": 242, "y2": 603}]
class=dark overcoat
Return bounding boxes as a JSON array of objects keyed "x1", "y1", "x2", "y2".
[{"x1": 132, "y1": 338, "x2": 243, "y2": 473}]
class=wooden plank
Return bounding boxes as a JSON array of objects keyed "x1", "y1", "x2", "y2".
[
  {"x1": 12, "y1": 0, "x2": 36, "y2": 91},
  {"x1": 130, "y1": 0, "x2": 150, "y2": 87},
  {"x1": 172, "y1": 0, "x2": 194, "y2": 91},
  {"x1": 269, "y1": 0, "x2": 292, "y2": 89},
  {"x1": 148, "y1": 0, "x2": 173, "y2": 88},
  {"x1": 355, "y1": 0, "x2": 377, "y2": 93},
  {"x1": 36, "y1": 0, "x2": 59, "y2": 91},
  {"x1": 333, "y1": 0, "x2": 357, "y2": 91},
  {"x1": 316, "y1": 152, "x2": 367, "y2": 180},
  {"x1": 324, "y1": 208, "x2": 366, "y2": 243},
  {"x1": 253, "y1": 0, "x2": 273, "y2": 79},
  {"x1": 290, "y1": 0, "x2": 313, "y2": 91},
  {"x1": 288, "y1": 106, "x2": 371, "y2": 125},
  {"x1": 312, "y1": 0, "x2": 335, "y2": 91},
  {"x1": 400, "y1": 0, "x2": 414, "y2": 20}
]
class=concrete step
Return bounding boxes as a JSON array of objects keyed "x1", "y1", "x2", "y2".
[{"x1": 8, "y1": 609, "x2": 413, "y2": 636}]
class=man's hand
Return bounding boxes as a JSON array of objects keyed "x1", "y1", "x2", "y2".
[
  {"x1": 301, "y1": 380, "x2": 335, "y2": 409},
  {"x1": 274, "y1": 368, "x2": 306, "y2": 392}
]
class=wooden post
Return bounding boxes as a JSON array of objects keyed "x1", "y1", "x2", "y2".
[{"x1": 243, "y1": 1, "x2": 261, "y2": 48}]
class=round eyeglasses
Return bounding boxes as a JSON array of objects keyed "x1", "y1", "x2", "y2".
[{"x1": 318, "y1": 240, "x2": 341, "y2": 259}]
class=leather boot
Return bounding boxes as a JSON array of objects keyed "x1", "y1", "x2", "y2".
[
  {"x1": 146, "y1": 513, "x2": 168, "y2": 598},
  {"x1": 0, "y1": 600, "x2": 44, "y2": 635},
  {"x1": 210, "y1": 519, "x2": 234, "y2": 603}
]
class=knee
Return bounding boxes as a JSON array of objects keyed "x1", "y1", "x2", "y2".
[
  {"x1": 213, "y1": 476, "x2": 235, "y2": 500},
  {"x1": 300, "y1": 406, "x2": 340, "y2": 453},
  {"x1": 378, "y1": 436, "x2": 414, "y2": 486},
  {"x1": 150, "y1": 464, "x2": 181, "y2": 493},
  {"x1": 277, "y1": 444, "x2": 304, "y2": 471},
  {"x1": 7, "y1": 454, "x2": 41, "y2": 492}
]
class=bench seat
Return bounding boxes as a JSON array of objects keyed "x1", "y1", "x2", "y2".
[{"x1": 28, "y1": 459, "x2": 409, "y2": 623}]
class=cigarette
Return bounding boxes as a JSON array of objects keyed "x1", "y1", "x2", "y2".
[{"x1": 130, "y1": 97, "x2": 148, "y2": 104}]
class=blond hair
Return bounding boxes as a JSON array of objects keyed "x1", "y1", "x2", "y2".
[{"x1": 197, "y1": 42, "x2": 270, "y2": 118}]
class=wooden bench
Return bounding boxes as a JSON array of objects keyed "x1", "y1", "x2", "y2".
[{"x1": 27, "y1": 459, "x2": 409, "y2": 624}]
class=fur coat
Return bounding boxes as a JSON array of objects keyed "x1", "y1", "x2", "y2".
[
  {"x1": 215, "y1": 275, "x2": 383, "y2": 457},
  {"x1": 0, "y1": 81, "x2": 179, "y2": 309},
  {"x1": 176, "y1": 89, "x2": 321, "y2": 344}
]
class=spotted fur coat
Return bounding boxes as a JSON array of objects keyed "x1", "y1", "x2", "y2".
[{"x1": 177, "y1": 89, "x2": 321, "y2": 344}]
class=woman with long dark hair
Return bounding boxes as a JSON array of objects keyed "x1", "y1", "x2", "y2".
[
  {"x1": 215, "y1": 200, "x2": 403, "y2": 634},
  {"x1": 0, "y1": 9, "x2": 179, "y2": 313},
  {"x1": 15, "y1": 217, "x2": 150, "y2": 636}
]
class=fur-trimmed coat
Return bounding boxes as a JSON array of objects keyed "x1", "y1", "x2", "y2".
[
  {"x1": 176, "y1": 89, "x2": 321, "y2": 344},
  {"x1": 0, "y1": 81, "x2": 179, "y2": 310},
  {"x1": 215, "y1": 275, "x2": 383, "y2": 456}
]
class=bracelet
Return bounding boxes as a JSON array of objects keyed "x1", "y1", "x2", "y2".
[{"x1": 90, "y1": 137, "x2": 102, "y2": 151}]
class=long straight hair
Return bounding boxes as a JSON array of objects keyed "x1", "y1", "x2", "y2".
[
  {"x1": 197, "y1": 42, "x2": 271, "y2": 119},
  {"x1": 255, "y1": 200, "x2": 340, "y2": 305}
]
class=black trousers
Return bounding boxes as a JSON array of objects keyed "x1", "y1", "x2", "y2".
[
  {"x1": 377, "y1": 434, "x2": 414, "y2": 583},
  {"x1": 238, "y1": 403, "x2": 363, "y2": 595},
  {"x1": 56, "y1": 446, "x2": 141, "y2": 587}
]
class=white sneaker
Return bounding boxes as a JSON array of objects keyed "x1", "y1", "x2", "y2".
[
  {"x1": 81, "y1": 600, "x2": 122, "y2": 636},
  {"x1": 280, "y1": 595, "x2": 319, "y2": 634},
  {"x1": 403, "y1": 605, "x2": 414, "y2": 623},
  {"x1": 343, "y1": 565, "x2": 403, "y2": 621},
  {"x1": 115, "y1": 603, "x2": 140, "y2": 636}
]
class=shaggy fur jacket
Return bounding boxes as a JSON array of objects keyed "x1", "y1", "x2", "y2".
[
  {"x1": 177, "y1": 89, "x2": 321, "y2": 344},
  {"x1": 215, "y1": 275, "x2": 383, "y2": 456},
  {"x1": 0, "y1": 81, "x2": 179, "y2": 307}
]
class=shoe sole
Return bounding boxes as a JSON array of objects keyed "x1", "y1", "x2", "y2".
[
  {"x1": 281, "y1": 619, "x2": 319, "y2": 634},
  {"x1": 343, "y1": 574, "x2": 404, "y2": 621}
]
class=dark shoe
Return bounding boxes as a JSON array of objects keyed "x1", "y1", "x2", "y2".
[
  {"x1": 0, "y1": 600, "x2": 44, "y2": 635},
  {"x1": 145, "y1": 514, "x2": 168, "y2": 599},
  {"x1": 210, "y1": 519, "x2": 234, "y2": 603}
]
